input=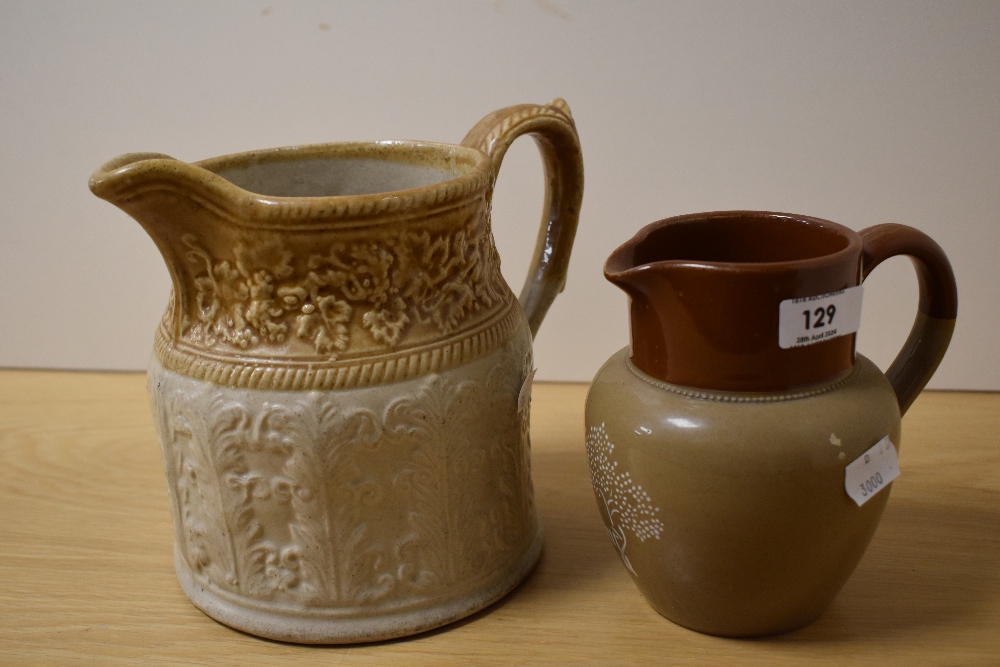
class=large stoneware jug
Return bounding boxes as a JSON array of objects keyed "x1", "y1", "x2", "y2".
[
  {"x1": 90, "y1": 99, "x2": 583, "y2": 643},
  {"x1": 585, "y1": 211, "x2": 956, "y2": 637}
]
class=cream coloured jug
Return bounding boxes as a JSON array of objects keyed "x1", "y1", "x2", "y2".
[{"x1": 90, "y1": 99, "x2": 583, "y2": 643}]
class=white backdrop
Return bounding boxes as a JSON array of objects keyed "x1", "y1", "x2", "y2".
[{"x1": 2, "y1": 1, "x2": 998, "y2": 388}]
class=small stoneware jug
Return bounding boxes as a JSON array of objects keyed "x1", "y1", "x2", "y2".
[
  {"x1": 585, "y1": 211, "x2": 956, "y2": 637},
  {"x1": 90, "y1": 99, "x2": 583, "y2": 643}
]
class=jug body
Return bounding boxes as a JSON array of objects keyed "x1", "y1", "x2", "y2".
[
  {"x1": 90, "y1": 99, "x2": 583, "y2": 643},
  {"x1": 587, "y1": 349, "x2": 899, "y2": 636},
  {"x1": 149, "y1": 323, "x2": 538, "y2": 644},
  {"x1": 586, "y1": 211, "x2": 956, "y2": 637}
]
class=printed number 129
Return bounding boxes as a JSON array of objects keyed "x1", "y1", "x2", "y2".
[{"x1": 803, "y1": 305, "x2": 836, "y2": 330}]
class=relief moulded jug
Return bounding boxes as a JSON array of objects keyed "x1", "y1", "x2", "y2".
[{"x1": 89, "y1": 99, "x2": 583, "y2": 643}]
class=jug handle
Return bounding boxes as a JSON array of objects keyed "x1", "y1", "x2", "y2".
[
  {"x1": 462, "y1": 98, "x2": 584, "y2": 338},
  {"x1": 859, "y1": 224, "x2": 958, "y2": 415}
]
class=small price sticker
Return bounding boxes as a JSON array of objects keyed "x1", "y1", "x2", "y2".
[
  {"x1": 778, "y1": 285, "x2": 864, "y2": 349},
  {"x1": 844, "y1": 436, "x2": 900, "y2": 507}
]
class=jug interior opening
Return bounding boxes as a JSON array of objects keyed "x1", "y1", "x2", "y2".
[
  {"x1": 214, "y1": 152, "x2": 475, "y2": 198},
  {"x1": 634, "y1": 214, "x2": 851, "y2": 266}
]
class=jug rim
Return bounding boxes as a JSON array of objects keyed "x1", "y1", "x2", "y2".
[
  {"x1": 89, "y1": 140, "x2": 495, "y2": 226},
  {"x1": 605, "y1": 210, "x2": 863, "y2": 278}
]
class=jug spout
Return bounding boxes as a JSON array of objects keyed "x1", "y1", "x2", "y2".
[
  {"x1": 90, "y1": 152, "x2": 181, "y2": 195},
  {"x1": 90, "y1": 153, "x2": 240, "y2": 342},
  {"x1": 604, "y1": 242, "x2": 673, "y2": 382},
  {"x1": 89, "y1": 152, "x2": 220, "y2": 217},
  {"x1": 88, "y1": 152, "x2": 234, "y2": 228}
]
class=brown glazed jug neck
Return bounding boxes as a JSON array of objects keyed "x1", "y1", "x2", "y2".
[{"x1": 606, "y1": 211, "x2": 863, "y2": 392}]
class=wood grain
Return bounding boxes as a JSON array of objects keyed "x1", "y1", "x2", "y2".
[{"x1": 1, "y1": 370, "x2": 998, "y2": 665}]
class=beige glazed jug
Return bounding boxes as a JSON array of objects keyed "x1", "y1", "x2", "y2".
[
  {"x1": 585, "y1": 211, "x2": 957, "y2": 637},
  {"x1": 89, "y1": 99, "x2": 583, "y2": 643}
]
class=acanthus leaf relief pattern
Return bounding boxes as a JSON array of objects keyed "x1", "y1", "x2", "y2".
[
  {"x1": 178, "y1": 208, "x2": 507, "y2": 359},
  {"x1": 150, "y1": 348, "x2": 535, "y2": 611},
  {"x1": 386, "y1": 352, "x2": 534, "y2": 591},
  {"x1": 585, "y1": 423, "x2": 664, "y2": 576}
]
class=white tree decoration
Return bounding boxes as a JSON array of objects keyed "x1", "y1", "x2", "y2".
[{"x1": 585, "y1": 422, "x2": 664, "y2": 575}]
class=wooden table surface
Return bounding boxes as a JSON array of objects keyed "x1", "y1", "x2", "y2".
[{"x1": 1, "y1": 369, "x2": 998, "y2": 665}]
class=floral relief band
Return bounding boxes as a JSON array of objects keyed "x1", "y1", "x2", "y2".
[{"x1": 177, "y1": 204, "x2": 506, "y2": 358}]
